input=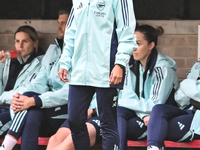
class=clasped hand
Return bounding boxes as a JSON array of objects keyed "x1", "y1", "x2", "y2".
[
  {"x1": 143, "y1": 115, "x2": 150, "y2": 126},
  {"x1": 11, "y1": 93, "x2": 35, "y2": 113}
]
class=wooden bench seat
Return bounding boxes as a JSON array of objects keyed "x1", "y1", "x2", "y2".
[{"x1": 1, "y1": 137, "x2": 200, "y2": 148}]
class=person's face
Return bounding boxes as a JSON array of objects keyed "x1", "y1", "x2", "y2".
[
  {"x1": 57, "y1": 14, "x2": 69, "y2": 39},
  {"x1": 133, "y1": 31, "x2": 154, "y2": 66},
  {"x1": 15, "y1": 32, "x2": 37, "y2": 58}
]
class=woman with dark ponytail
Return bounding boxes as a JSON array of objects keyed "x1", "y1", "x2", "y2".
[
  {"x1": 147, "y1": 44, "x2": 200, "y2": 149},
  {"x1": 117, "y1": 24, "x2": 179, "y2": 150}
]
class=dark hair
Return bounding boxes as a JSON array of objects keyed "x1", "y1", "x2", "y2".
[
  {"x1": 58, "y1": 9, "x2": 70, "y2": 16},
  {"x1": 14, "y1": 25, "x2": 38, "y2": 42},
  {"x1": 135, "y1": 25, "x2": 164, "y2": 47}
]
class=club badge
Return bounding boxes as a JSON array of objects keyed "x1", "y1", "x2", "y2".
[{"x1": 97, "y1": 0, "x2": 106, "y2": 11}]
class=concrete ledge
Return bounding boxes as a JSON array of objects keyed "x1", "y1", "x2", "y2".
[
  {"x1": 0, "y1": 20, "x2": 200, "y2": 35},
  {"x1": 0, "y1": 20, "x2": 57, "y2": 34}
]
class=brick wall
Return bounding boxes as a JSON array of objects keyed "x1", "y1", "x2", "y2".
[
  {"x1": 138, "y1": 20, "x2": 199, "y2": 81},
  {"x1": 0, "y1": 20, "x2": 200, "y2": 81},
  {"x1": 0, "y1": 20, "x2": 57, "y2": 51},
  {"x1": 158, "y1": 34, "x2": 197, "y2": 81}
]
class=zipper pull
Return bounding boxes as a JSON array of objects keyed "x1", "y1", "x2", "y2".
[{"x1": 87, "y1": 2, "x2": 90, "y2": 16}]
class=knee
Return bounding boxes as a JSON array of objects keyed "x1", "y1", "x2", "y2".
[
  {"x1": 25, "y1": 108, "x2": 44, "y2": 126},
  {"x1": 152, "y1": 104, "x2": 170, "y2": 118},
  {"x1": 117, "y1": 106, "x2": 129, "y2": 118},
  {"x1": 152, "y1": 104, "x2": 166, "y2": 113},
  {"x1": 49, "y1": 134, "x2": 59, "y2": 144}
]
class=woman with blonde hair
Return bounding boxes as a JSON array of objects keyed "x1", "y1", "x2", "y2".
[{"x1": 0, "y1": 25, "x2": 44, "y2": 139}]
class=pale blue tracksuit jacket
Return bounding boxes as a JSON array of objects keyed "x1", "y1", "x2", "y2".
[
  {"x1": 59, "y1": 0, "x2": 138, "y2": 88},
  {"x1": 0, "y1": 54, "x2": 44, "y2": 105},
  {"x1": 0, "y1": 51, "x2": 44, "y2": 137},
  {"x1": 175, "y1": 61, "x2": 200, "y2": 136},
  {"x1": 118, "y1": 52, "x2": 179, "y2": 119},
  {"x1": 10, "y1": 40, "x2": 70, "y2": 118}
]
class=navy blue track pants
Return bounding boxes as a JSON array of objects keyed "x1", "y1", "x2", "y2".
[
  {"x1": 67, "y1": 85, "x2": 119, "y2": 150},
  {"x1": 117, "y1": 106, "x2": 147, "y2": 150},
  {"x1": 147, "y1": 104, "x2": 200, "y2": 148},
  {"x1": 8, "y1": 92, "x2": 67, "y2": 150},
  {"x1": 0, "y1": 108, "x2": 11, "y2": 138}
]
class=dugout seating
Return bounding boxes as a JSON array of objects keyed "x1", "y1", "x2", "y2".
[{"x1": 2, "y1": 137, "x2": 199, "y2": 148}]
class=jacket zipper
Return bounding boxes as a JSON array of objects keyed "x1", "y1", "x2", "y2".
[{"x1": 85, "y1": 2, "x2": 90, "y2": 84}]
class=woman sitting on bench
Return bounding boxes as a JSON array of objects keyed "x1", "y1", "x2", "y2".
[
  {"x1": 117, "y1": 24, "x2": 179, "y2": 150},
  {"x1": 0, "y1": 25, "x2": 44, "y2": 139},
  {"x1": 147, "y1": 61, "x2": 200, "y2": 150}
]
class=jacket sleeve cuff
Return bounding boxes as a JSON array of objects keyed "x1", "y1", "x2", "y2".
[
  {"x1": 33, "y1": 95, "x2": 43, "y2": 107},
  {"x1": 115, "y1": 64, "x2": 125, "y2": 69}
]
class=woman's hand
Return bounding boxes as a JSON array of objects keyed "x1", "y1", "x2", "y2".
[
  {"x1": 87, "y1": 109, "x2": 93, "y2": 120},
  {"x1": 109, "y1": 65, "x2": 123, "y2": 85},
  {"x1": 87, "y1": 108, "x2": 97, "y2": 120},
  {"x1": 143, "y1": 115, "x2": 150, "y2": 126},
  {"x1": 11, "y1": 93, "x2": 35, "y2": 113},
  {"x1": 58, "y1": 68, "x2": 69, "y2": 82},
  {"x1": 0, "y1": 50, "x2": 7, "y2": 63}
]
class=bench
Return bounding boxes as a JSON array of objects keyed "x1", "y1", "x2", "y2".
[
  {"x1": 127, "y1": 140, "x2": 200, "y2": 148},
  {"x1": 16, "y1": 137, "x2": 50, "y2": 145},
  {"x1": 0, "y1": 137, "x2": 50, "y2": 146},
  {"x1": 1, "y1": 137, "x2": 200, "y2": 148}
]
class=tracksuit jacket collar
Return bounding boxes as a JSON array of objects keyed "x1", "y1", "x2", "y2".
[{"x1": 130, "y1": 48, "x2": 158, "y2": 98}]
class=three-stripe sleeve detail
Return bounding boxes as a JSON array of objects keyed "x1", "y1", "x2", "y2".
[
  {"x1": 66, "y1": 8, "x2": 74, "y2": 29},
  {"x1": 120, "y1": 0, "x2": 129, "y2": 29},
  {"x1": 152, "y1": 67, "x2": 164, "y2": 100}
]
